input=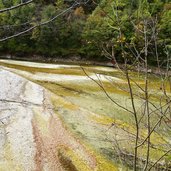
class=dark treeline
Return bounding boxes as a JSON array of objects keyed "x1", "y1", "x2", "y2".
[{"x1": 0, "y1": 0, "x2": 170, "y2": 64}]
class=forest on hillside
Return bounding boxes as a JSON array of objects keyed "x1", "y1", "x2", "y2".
[{"x1": 0, "y1": 0, "x2": 170, "y2": 64}]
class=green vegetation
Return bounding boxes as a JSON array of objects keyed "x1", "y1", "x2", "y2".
[{"x1": 0, "y1": 0, "x2": 170, "y2": 63}]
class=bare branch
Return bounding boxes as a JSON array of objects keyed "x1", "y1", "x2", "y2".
[
  {"x1": 0, "y1": 2, "x2": 78, "y2": 42},
  {"x1": 0, "y1": 0, "x2": 33, "y2": 13},
  {"x1": 148, "y1": 149, "x2": 171, "y2": 170},
  {"x1": 80, "y1": 67, "x2": 134, "y2": 114}
]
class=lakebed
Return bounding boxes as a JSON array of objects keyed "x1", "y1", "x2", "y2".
[{"x1": 0, "y1": 59, "x2": 170, "y2": 171}]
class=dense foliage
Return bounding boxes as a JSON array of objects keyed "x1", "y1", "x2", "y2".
[{"x1": 0, "y1": 0, "x2": 170, "y2": 63}]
